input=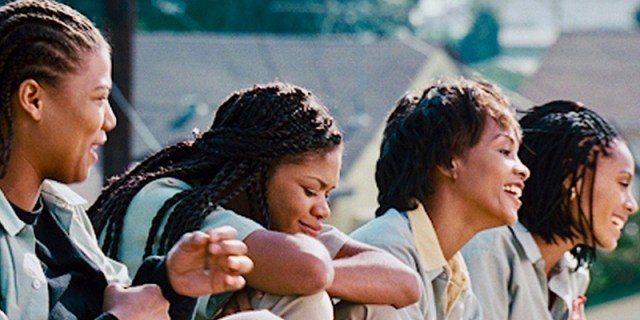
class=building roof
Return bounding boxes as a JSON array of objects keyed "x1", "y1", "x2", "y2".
[
  {"x1": 131, "y1": 33, "x2": 434, "y2": 173},
  {"x1": 519, "y1": 31, "x2": 640, "y2": 134}
]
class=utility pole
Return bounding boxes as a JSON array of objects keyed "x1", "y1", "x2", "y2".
[{"x1": 103, "y1": 0, "x2": 136, "y2": 181}]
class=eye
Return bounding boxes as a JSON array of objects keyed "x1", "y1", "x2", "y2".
[
  {"x1": 304, "y1": 187, "x2": 317, "y2": 197},
  {"x1": 499, "y1": 149, "x2": 512, "y2": 156}
]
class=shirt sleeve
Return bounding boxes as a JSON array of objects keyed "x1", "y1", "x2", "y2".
[
  {"x1": 317, "y1": 224, "x2": 350, "y2": 258},
  {"x1": 131, "y1": 256, "x2": 197, "y2": 320},
  {"x1": 200, "y1": 207, "x2": 264, "y2": 240}
]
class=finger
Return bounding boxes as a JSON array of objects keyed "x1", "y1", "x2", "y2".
[
  {"x1": 226, "y1": 256, "x2": 254, "y2": 274},
  {"x1": 222, "y1": 274, "x2": 247, "y2": 291},
  {"x1": 104, "y1": 283, "x2": 126, "y2": 295},
  {"x1": 176, "y1": 230, "x2": 209, "y2": 252},
  {"x1": 205, "y1": 226, "x2": 238, "y2": 242},
  {"x1": 208, "y1": 239, "x2": 248, "y2": 256}
]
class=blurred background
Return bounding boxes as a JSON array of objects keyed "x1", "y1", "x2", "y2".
[{"x1": 44, "y1": 0, "x2": 640, "y2": 316}]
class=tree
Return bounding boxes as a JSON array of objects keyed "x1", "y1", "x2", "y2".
[{"x1": 452, "y1": 7, "x2": 501, "y2": 64}]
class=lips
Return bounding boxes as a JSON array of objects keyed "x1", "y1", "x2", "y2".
[
  {"x1": 503, "y1": 183, "x2": 523, "y2": 198},
  {"x1": 612, "y1": 214, "x2": 627, "y2": 230},
  {"x1": 299, "y1": 221, "x2": 321, "y2": 237}
]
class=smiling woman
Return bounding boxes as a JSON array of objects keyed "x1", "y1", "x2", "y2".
[
  {"x1": 89, "y1": 81, "x2": 420, "y2": 319},
  {"x1": 350, "y1": 78, "x2": 529, "y2": 320},
  {"x1": 0, "y1": 1, "x2": 253, "y2": 319},
  {"x1": 461, "y1": 100, "x2": 638, "y2": 320}
]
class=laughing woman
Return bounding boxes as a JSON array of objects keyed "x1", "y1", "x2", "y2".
[
  {"x1": 461, "y1": 101, "x2": 638, "y2": 319},
  {"x1": 0, "y1": 1, "x2": 252, "y2": 319},
  {"x1": 350, "y1": 78, "x2": 530, "y2": 319}
]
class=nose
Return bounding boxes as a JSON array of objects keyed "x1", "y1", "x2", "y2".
[
  {"x1": 103, "y1": 100, "x2": 117, "y2": 132},
  {"x1": 624, "y1": 194, "x2": 638, "y2": 215},
  {"x1": 312, "y1": 197, "x2": 331, "y2": 221},
  {"x1": 514, "y1": 156, "x2": 530, "y2": 181}
]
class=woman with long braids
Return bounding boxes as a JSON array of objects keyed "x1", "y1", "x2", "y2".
[
  {"x1": 350, "y1": 78, "x2": 530, "y2": 319},
  {"x1": 461, "y1": 101, "x2": 638, "y2": 319},
  {"x1": 0, "y1": 1, "x2": 254, "y2": 319},
  {"x1": 90, "y1": 81, "x2": 420, "y2": 319}
]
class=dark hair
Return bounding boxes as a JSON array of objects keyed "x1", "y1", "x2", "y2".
[
  {"x1": 517, "y1": 100, "x2": 618, "y2": 266},
  {"x1": 90, "y1": 82, "x2": 343, "y2": 258},
  {"x1": 0, "y1": 0, "x2": 108, "y2": 177},
  {"x1": 375, "y1": 78, "x2": 518, "y2": 216}
]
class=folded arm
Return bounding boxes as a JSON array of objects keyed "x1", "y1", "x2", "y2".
[
  {"x1": 327, "y1": 239, "x2": 420, "y2": 308},
  {"x1": 242, "y1": 230, "x2": 334, "y2": 295}
]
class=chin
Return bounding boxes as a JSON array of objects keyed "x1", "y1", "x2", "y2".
[{"x1": 595, "y1": 240, "x2": 618, "y2": 252}]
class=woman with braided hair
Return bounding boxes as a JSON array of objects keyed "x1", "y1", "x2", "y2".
[
  {"x1": 90, "y1": 81, "x2": 420, "y2": 319},
  {"x1": 0, "y1": 1, "x2": 253, "y2": 319},
  {"x1": 461, "y1": 101, "x2": 638, "y2": 319}
]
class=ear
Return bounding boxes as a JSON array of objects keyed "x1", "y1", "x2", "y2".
[
  {"x1": 436, "y1": 158, "x2": 459, "y2": 180},
  {"x1": 16, "y1": 79, "x2": 43, "y2": 121}
]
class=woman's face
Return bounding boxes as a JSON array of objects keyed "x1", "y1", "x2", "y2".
[
  {"x1": 39, "y1": 46, "x2": 115, "y2": 183},
  {"x1": 453, "y1": 118, "x2": 530, "y2": 228},
  {"x1": 266, "y1": 147, "x2": 342, "y2": 237},
  {"x1": 581, "y1": 139, "x2": 638, "y2": 251}
]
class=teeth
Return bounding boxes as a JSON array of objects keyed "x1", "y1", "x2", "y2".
[
  {"x1": 504, "y1": 185, "x2": 522, "y2": 198},
  {"x1": 612, "y1": 215, "x2": 625, "y2": 230}
]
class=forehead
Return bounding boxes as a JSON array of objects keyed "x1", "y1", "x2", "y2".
[
  {"x1": 480, "y1": 116, "x2": 519, "y2": 144},
  {"x1": 57, "y1": 47, "x2": 111, "y2": 89},
  {"x1": 599, "y1": 139, "x2": 635, "y2": 172}
]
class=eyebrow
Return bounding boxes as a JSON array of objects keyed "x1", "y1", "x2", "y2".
[
  {"x1": 494, "y1": 132, "x2": 517, "y2": 146},
  {"x1": 304, "y1": 175, "x2": 331, "y2": 189}
]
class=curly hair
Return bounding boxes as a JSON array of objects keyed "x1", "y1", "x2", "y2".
[
  {"x1": 90, "y1": 82, "x2": 343, "y2": 259},
  {"x1": 0, "y1": 0, "x2": 108, "y2": 177},
  {"x1": 517, "y1": 100, "x2": 619, "y2": 266},
  {"x1": 375, "y1": 78, "x2": 519, "y2": 216}
]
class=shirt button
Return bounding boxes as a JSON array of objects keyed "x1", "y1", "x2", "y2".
[{"x1": 32, "y1": 279, "x2": 42, "y2": 289}]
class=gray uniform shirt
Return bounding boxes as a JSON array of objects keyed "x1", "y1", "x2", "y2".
[
  {"x1": 461, "y1": 223, "x2": 590, "y2": 320},
  {"x1": 351, "y1": 206, "x2": 482, "y2": 320}
]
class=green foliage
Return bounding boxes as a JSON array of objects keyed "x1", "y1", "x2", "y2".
[
  {"x1": 588, "y1": 213, "x2": 640, "y2": 306},
  {"x1": 451, "y1": 7, "x2": 501, "y2": 64}
]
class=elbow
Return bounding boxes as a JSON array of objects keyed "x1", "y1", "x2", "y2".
[
  {"x1": 291, "y1": 234, "x2": 335, "y2": 294},
  {"x1": 393, "y1": 272, "x2": 421, "y2": 308},
  {"x1": 299, "y1": 256, "x2": 335, "y2": 294}
]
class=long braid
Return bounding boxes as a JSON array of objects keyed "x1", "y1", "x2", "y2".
[
  {"x1": 89, "y1": 82, "x2": 343, "y2": 260},
  {"x1": 518, "y1": 100, "x2": 618, "y2": 266},
  {"x1": 0, "y1": 0, "x2": 106, "y2": 177}
]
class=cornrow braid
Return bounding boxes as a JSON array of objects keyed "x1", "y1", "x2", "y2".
[
  {"x1": 0, "y1": 0, "x2": 107, "y2": 177},
  {"x1": 517, "y1": 100, "x2": 618, "y2": 266},
  {"x1": 89, "y1": 82, "x2": 343, "y2": 259}
]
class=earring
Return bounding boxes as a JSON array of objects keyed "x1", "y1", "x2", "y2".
[{"x1": 570, "y1": 187, "x2": 577, "y2": 200}]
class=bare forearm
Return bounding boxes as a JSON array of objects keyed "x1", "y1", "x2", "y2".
[
  {"x1": 244, "y1": 231, "x2": 334, "y2": 295},
  {"x1": 327, "y1": 251, "x2": 420, "y2": 308}
]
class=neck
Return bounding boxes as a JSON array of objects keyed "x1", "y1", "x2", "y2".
[
  {"x1": 0, "y1": 152, "x2": 43, "y2": 211},
  {"x1": 533, "y1": 235, "x2": 575, "y2": 277},
  {"x1": 423, "y1": 192, "x2": 481, "y2": 261}
]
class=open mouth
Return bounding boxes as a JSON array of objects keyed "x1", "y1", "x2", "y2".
[
  {"x1": 612, "y1": 214, "x2": 626, "y2": 230},
  {"x1": 503, "y1": 184, "x2": 523, "y2": 198}
]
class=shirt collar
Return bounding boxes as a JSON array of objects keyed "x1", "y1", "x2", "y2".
[
  {"x1": 0, "y1": 189, "x2": 25, "y2": 236},
  {"x1": 406, "y1": 202, "x2": 447, "y2": 271},
  {"x1": 406, "y1": 202, "x2": 471, "y2": 313},
  {"x1": 510, "y1": 221, "x2": 543, "y2": 263}
]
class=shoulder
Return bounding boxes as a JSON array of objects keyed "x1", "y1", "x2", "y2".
[
  {"x1": 350, "y1": 209, "x2": 413, "y2": 250},
  {"x1": 41, "y1": 180, "x2": 88, "y2": 207},
  {"x1": 461, "y1": 226, "x2": 519, "y2": 261}
]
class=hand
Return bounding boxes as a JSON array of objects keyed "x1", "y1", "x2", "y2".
[
  {"x1": 166, "y1": 226, "x2": 254, "y2": 297},
  {"x1": 103, "y1": 283, "x2": 169, "y2": 320},
  {"x1": 213, "y1": 286, "x2": 265, "y2": 319}
]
